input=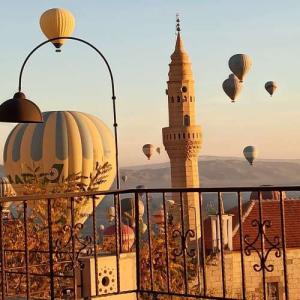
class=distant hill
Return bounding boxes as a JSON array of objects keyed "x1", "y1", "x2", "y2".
[{"x1": 120, "y1": 157, "x2": 300, "y2": 188}]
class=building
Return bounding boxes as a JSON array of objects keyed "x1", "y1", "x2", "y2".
[
  {"x1": 204, "y1": 190, "x2": 300, "y2": 299},
  {"x1": 162, "y1": 17, "x2": 202, "y2": 235}
]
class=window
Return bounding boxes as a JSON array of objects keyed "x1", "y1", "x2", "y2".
[
  {"x1": 183, "y1": 96, "x2": 187, "y2": 102},
  {"x1": 190, "y1": 96, "x2": 193, "y2": 102},
  {"x1": 177, "y1": 96, "x2": 180, "y2": 102},
  {"x1": 184, "y1": 115, "x2": 190, "y2": 126},
  {"x1": 181, "y1": 86, "x2": 187, "y2": 92},
  {"x1": 267, "y1": 282, "x2": 279, "y2": 300}
]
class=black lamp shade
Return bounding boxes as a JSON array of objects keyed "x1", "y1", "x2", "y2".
[{"x1": 0, "y1": 92, "x2": 43, "y2": 123}]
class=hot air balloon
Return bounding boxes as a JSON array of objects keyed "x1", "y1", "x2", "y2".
[
  {"x1": 142, "y1": 144, "x2": 155, "y2": 160},
  {"x1": 0, "y1": 177, "x2": 16, "y2": 218},
  {"x1": 156, "y1": 147, "x2": 161, "y2": 154},
  {"x1": 121, "y1": 175, "x2": 128, "y2": 183},
  {"x1": 243, "y1": 146, "x2": 258, "y2": 166},
  {"x1": 107, "y1": 207, "x2": 116, "y2": 222},
  {"x1": 222, "y1": 74, "x2": 243, "y2": 102},
  {"x1": 103, "y1": 224, "x2": 135, "y2": 253},
  {"x1": 265, "y1": 81, "x2": 277, "y2": 96},
  {"x1": 121, "y1": 197, "x2": 145, "y2": 226},
  {"x1": 229, "y1": 54, "x2": 252, "y2": 82},
  {"x1": 136, "y1": 185, "x2": 146, "y2": 197},
  {"x1": 152, "y1": 205, "x2": 165, "y2": 225},
  {"x1": 167, "y1": 199, "x2": 175, "y2": 206},
  {"x1": 40, "y1": 8, "x2": 75, "y2": 51},
  {"x1": 4, "y1": 111, "x2": 116, "y2": 223}
]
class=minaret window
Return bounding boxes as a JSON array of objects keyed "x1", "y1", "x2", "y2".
[
  {"x1": 181, "y1": 86, "x2": 187, "y2": 93},
  {"x1": 190, "y1": 96, "x2": 193, "y2": 102},
  {"x1": 177, "y1": 96, "x2": 180, "y2": 102},
  {"x1": 184, "y1": 115, "x2": 190, "y2": 126},
  {"x1": 183, "y1": 96, "x2": 187, "y2": 102}
]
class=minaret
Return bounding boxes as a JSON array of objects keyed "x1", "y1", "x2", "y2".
[{"x1": 162, "y1": 17, "x2": 202, "y2": 235}]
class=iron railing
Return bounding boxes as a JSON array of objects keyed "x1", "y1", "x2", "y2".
[{"x1": 0, "y1": 186, "x2": 298, "y2": 299}]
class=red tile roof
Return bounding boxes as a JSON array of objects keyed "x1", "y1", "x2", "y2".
[{"x1": 204, "y1": 199, "x2": 300, "y2": 252}]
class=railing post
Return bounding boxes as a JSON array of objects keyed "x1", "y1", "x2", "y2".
[
  {"x1": 0, "y1": 204, "x2": 5, "y2": 300},
  {"x1": 92, "y1": 195, "x2": 99, "y2": 296},
  {"x1": 279, "y1": 191, "x2": 289, "y2": 300},
  {"x1": 237, "y1": 192, "x2": 246, "y2": 300},
  {"x1": 198, "y1": 192, "x2": 207, "y2": 296},
  {"x1": 134, "y1": 192, "x2": 140, "y2": 296},
  {"x1": 258, "y1": 191, "x2": 267, "y2": 300},
  {"x1": 70, "y1": 197, "x2": 77, "y2": 299},
  {"x1": 162, "y1": 192, "x2": 170, "y2": 294},
  {"x1": 23, "y1": 201, "x2": 30, "y2": 299},
  {"x1": 114, "y1": 193, "x2": 121, "y2": 293},
  {"x1": 145, "y1": 192, "x2": 154, "y2": 291},
  {"x1": 217, "y1": 192, "x2": 226, "y2": 298},
  {"x1": 47, "y1": 199, "x2": 55, "y2": 300}
]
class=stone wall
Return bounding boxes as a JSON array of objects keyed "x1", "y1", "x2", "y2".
[{"x1": 205, "y1": 248, "x2": 300, "y2": 299}]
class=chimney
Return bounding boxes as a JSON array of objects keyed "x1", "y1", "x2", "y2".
[{"x1": 209, "y1": 213, "x2": 233, "y2": 252}]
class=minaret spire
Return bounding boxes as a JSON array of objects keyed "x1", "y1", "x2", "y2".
[{"x1": 176, "y1": 13, "x2": 181, "y2": 34}]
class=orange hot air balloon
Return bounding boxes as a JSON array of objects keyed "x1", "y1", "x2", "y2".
[
  {"x1": 142, "y1": 144, "x2": 155, "y2": 160},
  {"x1": 40, "y1": 8, "x2": 75, "y2": 51}
]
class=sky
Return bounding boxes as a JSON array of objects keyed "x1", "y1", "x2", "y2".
[{"x1": 0, "y1": 1, "x2": 300, "y2": 167}]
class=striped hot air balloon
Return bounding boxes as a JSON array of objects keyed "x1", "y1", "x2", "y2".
[{"x1": 3, "y1": 111, "x2": 116, "y2": 222}]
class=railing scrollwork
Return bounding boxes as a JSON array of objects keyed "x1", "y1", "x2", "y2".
[{"x1": 244, "y1": 219, "x2": 281, "y2": 272}]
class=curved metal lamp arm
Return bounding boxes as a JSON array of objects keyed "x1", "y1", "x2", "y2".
[{"x1": 18, "y1": 36, "x2": 120, "y2": 189}]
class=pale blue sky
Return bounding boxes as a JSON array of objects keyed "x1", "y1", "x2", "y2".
[{"x1": 0, "y1": 1, "x2": 300, "y2": 166}]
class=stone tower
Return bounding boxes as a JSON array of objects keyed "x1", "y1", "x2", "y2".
[{"x1": 162, "y1": 18, "x2": 202, "y2": 235}]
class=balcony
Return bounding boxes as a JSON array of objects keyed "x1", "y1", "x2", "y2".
[{"x1": 0, "y1": 186, "x2": 297, "y2": 299}]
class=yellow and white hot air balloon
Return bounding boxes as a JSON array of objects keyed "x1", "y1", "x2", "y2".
[
  {"x1": 4, "y1": 111, "x2": 116, "y2": 222},
  {"x1": 40, "y1": 8, "x2": 75, "y2": 51},
  {"x1": 229, "y1": 54, "x2": 252, "y2": 82}
]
